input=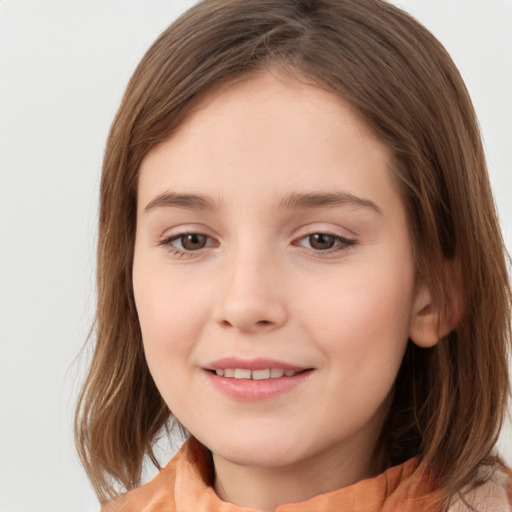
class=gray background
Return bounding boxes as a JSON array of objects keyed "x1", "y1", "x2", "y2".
[{"x1": 1, "y1": 1, "x2": 511, "y2": 511}]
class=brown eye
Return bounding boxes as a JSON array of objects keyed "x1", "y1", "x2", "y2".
[
  {"x1": 160, "y1": 231, "x2": 217, "y2": 255},
  {"x1": 296, "y1": 232, "x2": 356, "y2": 253},
  {"x1": 308, "y1": 233, "x2": 336, "y2": 250},
  {"x1": 180, "y1": 233, "x2": 208, "y2": 250}
]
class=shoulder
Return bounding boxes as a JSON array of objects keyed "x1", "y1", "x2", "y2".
[
  {"x1": 99, "y1": 453, "x2": 181, "y2": 512},
  {"x1": 99, "y1": 437, "x2": 212, "y2": 512},
  {"x1": 446, "y1": 467, "x2": 512, "y2": 512}
]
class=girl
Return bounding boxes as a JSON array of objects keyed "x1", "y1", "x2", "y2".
[{"x1": 75, "y1": 0, "x2": 512, "y2": 510}]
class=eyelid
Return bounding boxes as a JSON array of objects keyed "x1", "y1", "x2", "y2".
[
  {"x1": 294, "y1": 232, "x2": 355, "y2": 249},
  {"x1": 170, "y1": 233, "x2": 216, "y2": 249},
  {"x1": 157, "y1": 228, "x2": 219, "y2": 256}
]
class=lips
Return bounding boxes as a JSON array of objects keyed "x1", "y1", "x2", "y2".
[{"x1": 203, "y1": 357, "x2": 314, "y2": 400}]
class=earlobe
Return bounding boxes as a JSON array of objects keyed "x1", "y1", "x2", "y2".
[{"x1": 409, "y1": 284, "x2": 455, "y2": 348}]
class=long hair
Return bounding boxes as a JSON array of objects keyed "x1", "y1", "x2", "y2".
[{"x1": 75, "y1": 0, "x2": 511, "y2": 505}]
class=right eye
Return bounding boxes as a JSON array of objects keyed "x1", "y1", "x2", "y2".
[{"x1": 159, "y1": 232, "x2": 216, "y2": 253}]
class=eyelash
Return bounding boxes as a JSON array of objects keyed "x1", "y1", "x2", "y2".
[
  {"x1": 157, "y1": 232, "x2": 217, "y2": 257},
  {"x1": 295, "y1": 232, "x2": 356, "y2": 254},
  {"x1": 158, "y1": 231, "x2": 356, "y2": 258}
]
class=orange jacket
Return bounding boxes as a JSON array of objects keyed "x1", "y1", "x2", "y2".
[{"x1": 102, "y1": 437, "x2": 511, "y2": 512}]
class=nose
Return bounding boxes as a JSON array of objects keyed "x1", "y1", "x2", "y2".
[{"x1": 213, "y1": 251, "x2": 288, "y2": 333}]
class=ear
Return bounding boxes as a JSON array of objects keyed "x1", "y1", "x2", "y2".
[{"x1": 409, "y1": 282, "x2": 456, "y2": 348}]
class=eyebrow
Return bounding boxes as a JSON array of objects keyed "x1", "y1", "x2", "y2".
[
  {"x1": 144, "y1": 192, "x2": 221, "y2": 212},
  {"x1": 277, "y1": 191, "x2": 382, "y2": 215},
  {"x1": 144, "y1": 190, "x2": 382, "y2": 215}
]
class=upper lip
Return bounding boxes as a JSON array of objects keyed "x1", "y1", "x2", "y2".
[{"x1": 204, "y1": 357, "x2": 308, "y2": 372}]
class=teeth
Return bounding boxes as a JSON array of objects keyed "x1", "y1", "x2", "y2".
[
  {"x1": 252, "y1": 369, "x2": 271, "y2": 380},
  {"x1": 214, "y1": 368, "x2": 298, "y2": 380},
  {"x1": 234, "y1": 369, "x2": 252, "y2": 379}
]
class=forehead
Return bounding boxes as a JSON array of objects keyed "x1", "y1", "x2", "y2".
[
  {"x1": 156, "y1": 71, "x2": 384, "y2": 156},
  {"x1": 137, "y1": 72, "x2": 399, "y2": 215}
]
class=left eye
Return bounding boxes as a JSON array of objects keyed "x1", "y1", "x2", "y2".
[{"x1": 297, "y1": 233, "x2": 353, "y2": 251}]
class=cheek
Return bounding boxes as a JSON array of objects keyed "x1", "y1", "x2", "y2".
[
  {"x1": 298, "y1": 262, "x2": 414, "y2": 385},
  {"x1": 132, "y1": 258, "x2": 215, "y2": 419},
  {"x1": 132, "y1": 254, "x2": 210, "y2": 360}
]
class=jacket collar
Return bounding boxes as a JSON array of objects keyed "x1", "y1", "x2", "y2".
[{"x1": 172, "y1": 437, "x2": 443, "y2": 511}]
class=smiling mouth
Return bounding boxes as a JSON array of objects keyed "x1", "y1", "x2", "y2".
[
  {"x1": 209, "y1": 368, "x2": 310, "y2": 380},
  {"x1": 205, "y1": 365, "x2": 314, "y2": 400}
]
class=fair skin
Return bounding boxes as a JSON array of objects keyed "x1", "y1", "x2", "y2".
[{"x1": 133, "y1": 72, "x2": 437, "y2": 512}]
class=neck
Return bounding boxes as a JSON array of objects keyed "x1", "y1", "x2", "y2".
[{"x1": 212, "y1": 436, "x2": 383, "y2": 512}]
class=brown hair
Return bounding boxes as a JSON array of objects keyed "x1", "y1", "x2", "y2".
[{"x1": 75, "y1": 0, "x2": 511, "y2": 507}]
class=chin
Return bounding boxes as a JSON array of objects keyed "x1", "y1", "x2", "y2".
[{"x1": 198, "y1": 429, "x2": 304, "y2": 468}]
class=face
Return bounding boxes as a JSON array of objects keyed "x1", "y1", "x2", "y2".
[{"x1": 133, "y1": 72, "x2": 420, "y2": 473}]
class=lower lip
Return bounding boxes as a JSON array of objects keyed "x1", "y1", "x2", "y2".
[{"x1": 204, "y1": 370, "x2": 313, "y2": 400}]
